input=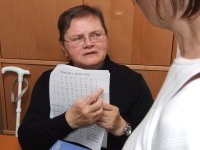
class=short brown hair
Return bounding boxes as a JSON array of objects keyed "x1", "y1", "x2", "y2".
[{"x1": 58, "y1": 5, "x2": 108, "y2": 41}]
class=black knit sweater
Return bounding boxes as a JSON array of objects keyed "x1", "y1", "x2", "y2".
[{"x1": 18, "y1": 56, "x2": 153, "y2": 150}]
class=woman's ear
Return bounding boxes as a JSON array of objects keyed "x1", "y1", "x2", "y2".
[{"x1": 60, "y1": 41, "x2": 69, "y2": 58}]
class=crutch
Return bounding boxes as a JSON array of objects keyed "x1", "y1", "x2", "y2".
[{"x1": 2, "y1": 66, "x2": 30, "y2": 136}]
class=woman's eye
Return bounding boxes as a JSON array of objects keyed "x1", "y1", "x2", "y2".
[
  {"x1": 95, "y1": 33, "x2": 102, "y2": 37},
  {"x1": 91, "y1": 33, "x2": 101, "y2": 37},
  {"x1": 72, "y1": 36, "x2": 83, "y2": 41}
]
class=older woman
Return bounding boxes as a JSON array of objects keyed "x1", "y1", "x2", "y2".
[
  {"x1": 123, "y1": 0, "x2": 200, "y2": 150},
  {"x1": 18, "y1": 5, "x2": 153, "y2": 150}
]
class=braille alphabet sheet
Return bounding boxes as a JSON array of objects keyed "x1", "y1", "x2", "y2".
[{"x1": 49, "y1": 64, "x2": 110, "y2": 150}]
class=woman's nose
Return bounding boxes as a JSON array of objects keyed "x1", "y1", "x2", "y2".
[{"x1": 84, "y1": 36, "x2": 93, "y2": 45}]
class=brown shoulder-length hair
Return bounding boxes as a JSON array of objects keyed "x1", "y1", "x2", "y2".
[
  {"x1": 156, "y1": 0, "x2": 200, "y2": 19},
  {"x1": 58, "y1": 5, "x2": 108, "y2": 42}
]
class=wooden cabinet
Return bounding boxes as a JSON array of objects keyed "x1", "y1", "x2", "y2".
[
  {"x1": 1, "y1": 63, "x2": 55, "y2": 132},
  {"x1": 83, "y1": 0, "x2": 174, "y2": 100},
  {"x1": 0, "y1": 0, "x2": 175, "y2": 134},
  {"x1": 0, "y1": 0, "x2": 82, "y2": 61},
  {"x1": 0, "y1": 0, "x2": 83, "y2": 134},
  {"x1": 85, "y1": 0, "x2": 174, "y2": 65}
]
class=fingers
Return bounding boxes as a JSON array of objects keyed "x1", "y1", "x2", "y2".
[
  {"x1": 66, "y1": 89, "x2": 104, "y2": 128},
  {"x1": 96, "y1": 104, "x2": 120, "y2": 127},
  {"x1": 85, "y1": 88, "x2": 104, "y2": 105},
  {"x1": 84, "y1": 88, "x2": 104, "y2": 114},
  {"x1": 102, "y1": 102, "x2": 112, "y2": 110},
  {"x1": 90, "y1": 97, "x2": 103, "y2": 112},
  {"x1": 92, "y1": 106, "x2": 103, "y2": 121}
]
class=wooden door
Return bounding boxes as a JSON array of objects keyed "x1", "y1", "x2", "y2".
[
  {"x1": 84, "y1": 0, "x2": 174, "y2": 65},
  {"x1": 0, "y1": 0, "x2": 83, "y2": 134},
  {"x1": 0, "y1": 0, "x2": 83, "y2": 61},
  {"x1": 84, "y1": 0, "x2": 175, "y2": 98}
]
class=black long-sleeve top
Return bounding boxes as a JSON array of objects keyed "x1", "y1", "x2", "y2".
[{"x1": 18, "y1": 56, "x2": 153, "y2": 150}]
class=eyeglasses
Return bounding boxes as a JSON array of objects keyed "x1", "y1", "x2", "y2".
[{"x1": 63, "y1": 32, "x2": 106, "y2": 47}]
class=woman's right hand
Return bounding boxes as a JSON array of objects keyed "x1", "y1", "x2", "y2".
[{"x1": 65, "y1": 88, "x2": 104, "y2": 129}]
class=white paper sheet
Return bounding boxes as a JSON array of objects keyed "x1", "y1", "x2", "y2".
[{"x1": 49, "y1": 64, "x2": 110, "y2": 150}]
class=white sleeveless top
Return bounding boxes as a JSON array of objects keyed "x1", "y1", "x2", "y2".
[{"x1": 123, "y1": 56, "x2": 200, "y2": 150}]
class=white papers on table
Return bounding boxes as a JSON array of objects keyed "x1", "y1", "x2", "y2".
[{"x1": 49, "y1": 64, "x2": 110, "y2": 150}]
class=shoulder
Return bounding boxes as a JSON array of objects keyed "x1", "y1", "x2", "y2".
[
  {"x1": 39, "y1": 69, "x2": 53, "y2": 79},
  {"x1": 163, "y1": 78, "x2": 200, "y2": 115},
  {"x1": 111, "y1": 62, "x2": 148, "y2": 88},
  {"x1": 177, "y1": 78, "x2": 200, "y2": 99},
  {"x1": 175, "y1": 78, "x2": 200, "y2": 109},
  {"x1": 41, "y1": 69, "x2": 53, "y2": 77},
  {"x1": 108, "y1": 60, "x2": 142, "y2": 79},
  {"x1": 159, "y1": 78, "x2": 200, "y2": 135},
  {"x1": 34, "y1": 69, "x2": 54, "y2": 86},
  {"x1": 156, "y1": 79, "x2": 200, "y2": 149},
  {"x1": 108, "y1": 60, "x2": 149, "y2": 91}
]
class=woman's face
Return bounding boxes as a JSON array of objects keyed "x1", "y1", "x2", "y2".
[{"x1": 61, "y1": 15, "x2": 108, "y2": 69}]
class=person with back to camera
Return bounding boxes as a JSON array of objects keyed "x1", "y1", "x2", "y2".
[
  {"x1": 18, "y1": 5, "x2": 153, "y2": 150},
  {"x1": 123, "y1": 0, "x2": 200, "y2": 150}
]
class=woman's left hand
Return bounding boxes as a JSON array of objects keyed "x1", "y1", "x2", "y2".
[{"x1": 96, "y1": 103, "x2": 126, "y2": 136}]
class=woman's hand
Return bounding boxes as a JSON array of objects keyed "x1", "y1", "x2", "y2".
[
  {"x1": 96, "y1": 103, "x2": 126, "y2": 136},
  {"x1": 65, "y1": 88, "x2": 104, "y2": 129}
]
